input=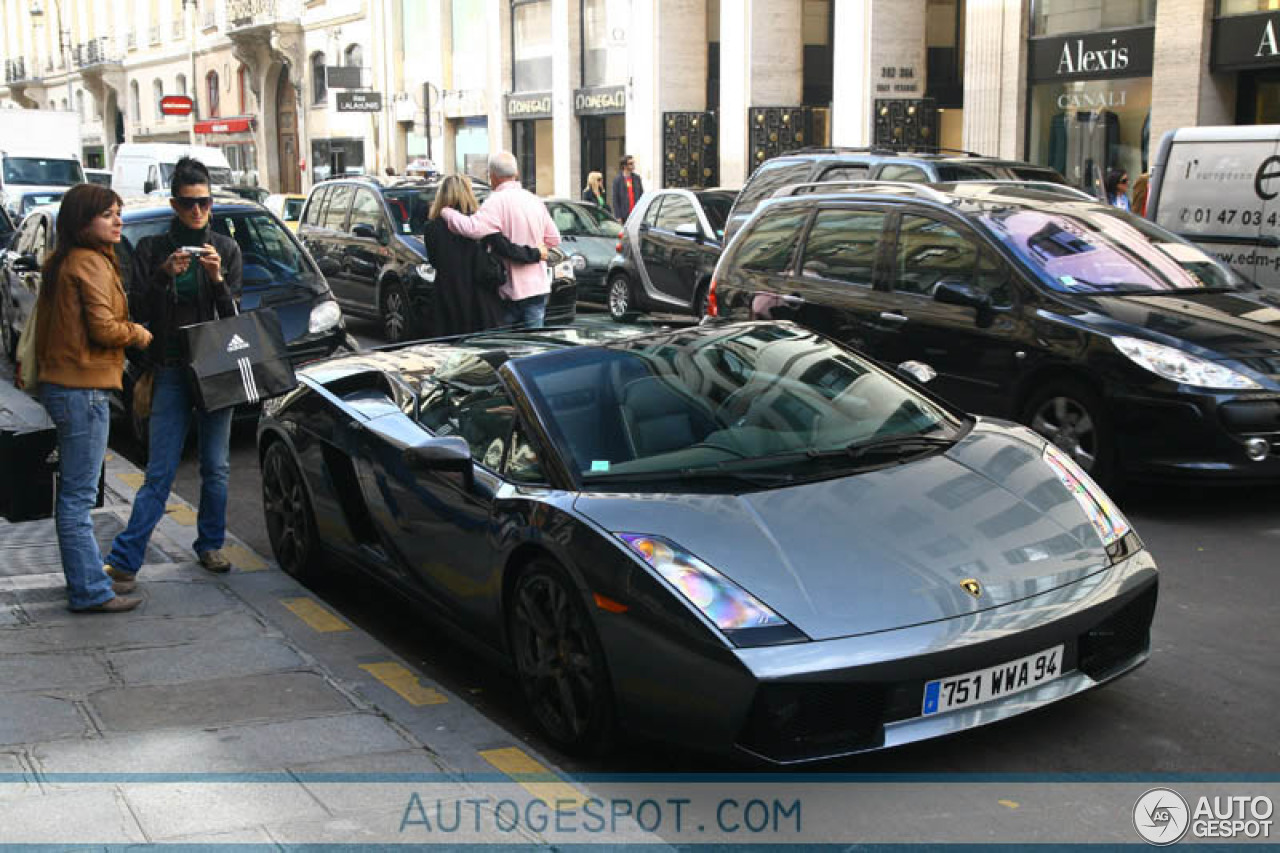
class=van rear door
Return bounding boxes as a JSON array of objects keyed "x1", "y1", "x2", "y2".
[{"x1": 1150, "y1": 129, "x2": 1280, "y2": 291}]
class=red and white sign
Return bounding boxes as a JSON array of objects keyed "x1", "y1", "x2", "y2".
[
  {"x1": 159, "y1": 95, "x2": 195, "y2": 116},
  {"x1": 194, "y1": 117, "x2": 253, "y2": 135}
]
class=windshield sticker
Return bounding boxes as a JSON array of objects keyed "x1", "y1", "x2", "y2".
[
  {"x1": 1060, "y1": 275, "x2": 1079, "y2": 287},
  {"x1": 591, "y1": 460, "x2": 610, "y2": 472}
]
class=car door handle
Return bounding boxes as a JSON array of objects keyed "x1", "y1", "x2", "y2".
[
  {"x1": 879, "y1": 312, "x2": 909, "y2": 324},
  {"x1": 780, "y1": 294, "x2": 805, "y2": 305}
]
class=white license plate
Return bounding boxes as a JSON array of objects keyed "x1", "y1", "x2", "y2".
[{"x1": 922, "y1": 644, "x2": 1063, "y2": 715}]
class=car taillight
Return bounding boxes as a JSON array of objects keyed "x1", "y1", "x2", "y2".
[
  {"x1": 616, "y1": 229, "x2": 625, "y2": 253},
  {"x1": 706, "y1": 277, "x2": 719, "y2": 317}
]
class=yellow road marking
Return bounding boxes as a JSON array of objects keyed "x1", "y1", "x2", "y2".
[
  {"x1": 360, "y1": 662, "x2": 448, "y2": 706},
  {"x1": 165, "y1": 504, "x2": 197, "y2": 526},
  {"x1": 998, "y1": 799, "x2": 1020, "y2": 809},
  {"x1": 479, "y1": 747, "x2": 586, "y2": 810},
  {"x1": 117, "y1": 472, "x2": 144, "y2": 489},
  {"x1": 281, "y1": 597, "x2": 350, "y2": 633},
  {"x1": 222, "y1": 543, "x2": 268, "y2": 572}
]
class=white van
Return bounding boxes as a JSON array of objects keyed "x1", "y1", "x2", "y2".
[
  {"x1": 1146, "y1": 125, "x2": 1280, "y2": 292},
  {"x1": 111, "y1": 144, "x2": 234, "y2": 198}
]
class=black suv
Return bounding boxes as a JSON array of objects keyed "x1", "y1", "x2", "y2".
[
  {"x1": 298, "y1": 175, "x2": 577, "y2": 342},
  {"x1": 722, "y1": 148, "x2": 1067, "y2": 243},
  {"x1": 710, "y1": 182, "x2": 1280, "y2": 487}
]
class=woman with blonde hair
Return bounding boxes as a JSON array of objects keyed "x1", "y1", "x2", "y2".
[
  {"x1": 35, "y1": 183, "x2": 152, "y2": 612},
  {"x1": 423, "y1": 175, "x2": 544, "y2": 335},
  {"x1": 582, "y1": 171, "x2": 607, "y2": 210}
]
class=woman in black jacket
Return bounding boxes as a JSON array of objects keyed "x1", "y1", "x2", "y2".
[{"x1": 423, "y1": 176, "x2": 543, "y2": 336}]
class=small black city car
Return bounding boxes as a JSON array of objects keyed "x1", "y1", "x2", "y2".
[
  {"x1": 709, "y1": 182, "x2": 1280, "y2": 486},
  {"x1": 298, "y1": 175, "x2": 577, "y2": 342},
  {"x1": 606, "y1": 188, "x2": 735, "y2": 321}
]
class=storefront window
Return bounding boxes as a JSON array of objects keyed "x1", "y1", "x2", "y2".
[
  {"x1": 1031, "y1": 0, "x2": 1156, "y2": 36},
  {"x1": 1028, "y1": 78, "x2": 1151, "y2": 193},
  {"x1": 513, "y1": 0, "x2": 552, "y2": 92},
  {"x1": 1219, "y1": 0, "x2": 1280, "y2": 15},
  {"x1": 582, "y1": 0, "x2": 629, "y2": 87},
  {"x1": 311, "y1": 138, "x2": 366, "y2": 184},
  {"x1": 452, "y1": 0, "x2": 488, "y2": 91}
]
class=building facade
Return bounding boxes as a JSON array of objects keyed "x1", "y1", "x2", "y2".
[{"x1": 1, "y1": 0, "x2": 1274, "y2": 197}]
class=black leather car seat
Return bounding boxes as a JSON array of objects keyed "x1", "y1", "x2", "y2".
[{"x1": 619, "y1": 376, "x2": 716, "y2": 459}]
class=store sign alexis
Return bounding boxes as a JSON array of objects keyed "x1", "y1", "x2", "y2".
[{"x1": 1057, "y1": 39, "x2": 1129, "y2": 75}]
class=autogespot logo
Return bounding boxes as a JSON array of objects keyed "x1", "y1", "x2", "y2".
[{"x1": 1134, "y1": 788, "x2": 1191, "y2": 846}]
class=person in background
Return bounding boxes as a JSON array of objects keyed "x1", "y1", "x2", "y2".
[
  {"x1": 582, "y1": 171, "x2": 607, "y2": 211},
  {"x1": 1105, "y1": 169, "x2": 1131, "y2": 212},
  {"x1": 1130, "y1": 172, "x2": 1151, "y2": 217},
  {"x1": 440, "y1": 151, "x2": 561, "y2": 330},
  {"x1": 105, "y1": 157, "x2": 242, "y2": 585},
  {"x1": 611, "y1": 155, "x2": 644, "y2": 222},
  {"x1": 34, "y1": 183, "x2": 152, "y2": 612},
  {"x1": 423, "y1": 175, "x2": 545, "y2": 336}
]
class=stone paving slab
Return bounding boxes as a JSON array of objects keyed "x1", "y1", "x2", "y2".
[
  {"x1": 287, "y1": 749, "x2": 456, "y2": 815},
  {"x1": 0, "y1": 650, "x2": 112, "y2": 694},
  {"x1": 124, "y1": 826, "x2": 279, "y2": 847},
  {"x1": 33, "y1": 713, "x2": 417, "y2": 774},
  {"x1": 0, "y1": 693, "x2": 87, "y2": 746},
  {"x1": 0, "y1": 752, "x2": 38, "y2": 801},
  {"x1": 0, "y1": 511, "x2": 171, "y2": 575},
  {"x1": 120, "y1": 781, "x2": 330, "y2": 841},
  {"x1": 90, "y1": 671, "x2": 354, "y2": 733},
  {"x1": 0, "y1": 788, "x2": 145, "y2": 844},
  {"x1": 264, "y1": 804, "x2": 543, "y2": 846},
  {"x1": 107, "y1": 635, "x2": 305, "y2": 686},
  {"x1": 0, "y1": 609, "x2": 269, "y2": 656},
  {"x1": 13, "y1": 577, "x2": 239, "y2": 625}
]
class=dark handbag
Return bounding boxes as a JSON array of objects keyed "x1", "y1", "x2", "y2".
[
  {"x1": 474, "y1": 243, "x2": 508, "y2": 292},
  {"x1": 180, "y1": 309, "x2": 297, "y2": 412}
]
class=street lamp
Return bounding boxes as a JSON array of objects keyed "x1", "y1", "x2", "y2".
[{"x1": 29, "y1": 0, "x2": 73, "y2": 114}]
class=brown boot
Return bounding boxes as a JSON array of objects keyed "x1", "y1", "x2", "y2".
[{"x1": 73, "y1": 595, "x2": 141, "y2": 613}]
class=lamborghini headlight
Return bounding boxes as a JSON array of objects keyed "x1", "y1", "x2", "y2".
[
  {"x1": 1042, "y1": 444, "x2": 1131, "y2": 549},
  {"x1": 617, "y1": 533, "x2": 804, "y2": 645},
  {"x1": 1113, "y1": 336, "x2": 1260, "y2": 390}
]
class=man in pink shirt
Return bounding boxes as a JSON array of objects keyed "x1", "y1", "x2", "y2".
[{"x1": 440, "y1": 151, "x2": 561, "y2": 328}]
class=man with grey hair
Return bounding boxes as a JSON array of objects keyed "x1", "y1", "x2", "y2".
[{"x1": 441, "y1": 151, "x2": 561, "y2": 328}]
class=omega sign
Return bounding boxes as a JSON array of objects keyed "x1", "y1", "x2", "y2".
[
  {"x1": 1031, "y1": 27, "x2": 1153, "y2": 82},
  {"x1": 573, "y1": 85, "x2": 626, "y2": 116},
  {"x1": 506, "y1": 93, "x2": 553, "y2": 120}
]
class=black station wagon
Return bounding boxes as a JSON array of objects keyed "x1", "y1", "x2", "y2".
[{"x1": 709, "y1": 182, "x2": 1280, "y2": 487}]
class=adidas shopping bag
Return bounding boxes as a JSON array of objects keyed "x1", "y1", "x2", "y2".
[{"x1": 180, "y1": 309, "x2": 297, "y2": 412}]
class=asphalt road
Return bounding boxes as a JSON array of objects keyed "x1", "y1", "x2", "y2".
[{"x1": 111, "y1": 313, "x2": 1280, "y2": 775}]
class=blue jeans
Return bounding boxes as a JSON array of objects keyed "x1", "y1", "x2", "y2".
[
  {"x1": 39, "y1": 384, "x2": 113, "y2": 610},
  {"x1": 504, "y1": 294, "x2": 548, "y2": 329},
  {"x1": 107, "y1": 367, "x2": 233, "y2": 574}
]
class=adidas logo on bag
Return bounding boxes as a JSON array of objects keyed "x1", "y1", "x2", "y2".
[{"x1": 226, "y1": 334, "x2": 250, "y2": 353}]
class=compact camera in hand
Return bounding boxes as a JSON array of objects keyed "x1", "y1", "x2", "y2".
[{"x1": 180, "y1": 246, "x2": 211, "y2": 257}]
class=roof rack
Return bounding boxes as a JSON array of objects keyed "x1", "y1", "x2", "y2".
[
  {"x1": 781, "y1": 145, "x2": 990, "y2": 158},
  {"x1": 947, "y1": 179, "x2": 1096, "y2": 201},
  {"x1": 770, "y1": 180, "x2": 954, "y2": 204}
]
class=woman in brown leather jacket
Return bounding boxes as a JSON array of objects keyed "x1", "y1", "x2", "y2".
[{"x1": 35, "y1": 183, "x2": 152, "y2": 613}]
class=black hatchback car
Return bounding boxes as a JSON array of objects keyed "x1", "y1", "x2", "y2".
[
  {"x1": 0, "y1": 197, "x2": 352, "y2": 439},
  {"x1": 298, "y1": 175, "x2": 578, "y2": 342},
  {"x1": 606, "y1": 187, "x2": 734, "y2": 321},
  {"x1": 722, "y1": 148, "x2": 1068, "y2": 243},
  {"x1": 710, "y1": 182, "x2": 1280, "y2": 486}
]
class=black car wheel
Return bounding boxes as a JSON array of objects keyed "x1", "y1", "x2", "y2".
[
  {"x1": 380, "y1": 282, "x2": 411, "y2": 343},
  {"x1": 607, "y1": 274, "x2": 632, "y2": 322},
  {"x1": 508, "y1": 559, "x2": 615, "y2": 755},
  {"x1": 1022, "y1": 380, "x2": 1115, "y2": 487},
  {"x1": 262, "y1": 440, "x2": 318, "y2": 580}
]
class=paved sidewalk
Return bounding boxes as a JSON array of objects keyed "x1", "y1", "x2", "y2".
[{"x1": 0, "y1": 379, "x2": 620, "y2": 847}]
